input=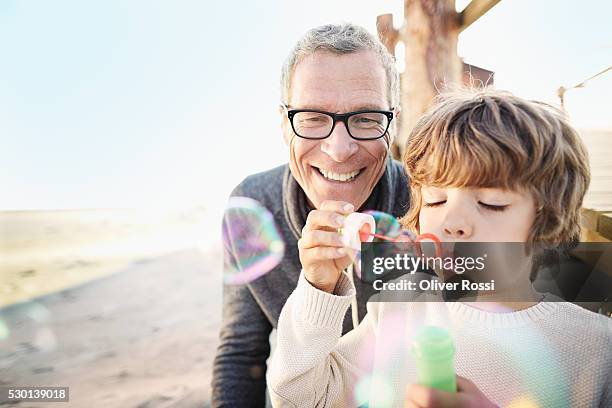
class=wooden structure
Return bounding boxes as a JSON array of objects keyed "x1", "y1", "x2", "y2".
[
  {"x1": 376, "y1": 1, "x2": 611, "y2": 244},
  {"x1": 377, "y1": 0, "x2": 501, "y2": 157}
]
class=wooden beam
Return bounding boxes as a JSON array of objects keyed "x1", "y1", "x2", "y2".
[
  {"x1": 376, "y1": 14, "x2": 399, "y2": 56},
  {"x1": 459, "y1": 0, "x2": 501, "y2": 32}
]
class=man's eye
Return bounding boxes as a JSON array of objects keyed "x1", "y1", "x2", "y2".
[
  {"x1": 356, "y1": 117, "x2": 378, "y2": 124},
  {"x1": 479, "y1": 202, "x2": 508, "y2": 212},
  {"x1": 423, "y1": 201, "x2": 446, "y2": 207}
]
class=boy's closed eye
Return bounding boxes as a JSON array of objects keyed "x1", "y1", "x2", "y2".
[{"x1": 423, "y1": 200, "x2": 509, "y2": 212}]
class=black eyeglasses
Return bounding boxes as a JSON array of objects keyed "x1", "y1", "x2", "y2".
[{"x1": 283, "y1": 105, "x2": 394, "y2": 140}]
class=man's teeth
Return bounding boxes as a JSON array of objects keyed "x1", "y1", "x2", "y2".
[{"x1": 318, "y1": 168, "x2": 360, "y2": 182}]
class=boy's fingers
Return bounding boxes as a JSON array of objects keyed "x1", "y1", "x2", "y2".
[
  {"x1": 298, "y1": 230, "x2": 344, "y2": 250},
  {"x1": 404, "y1": 401, "x2": 419, "y2": 408},
  {"x1": 456, "y1": 375, "x2": 477, "y2": 393}
]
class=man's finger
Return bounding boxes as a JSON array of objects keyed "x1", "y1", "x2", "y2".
[
  {"x1": 298, "y1": 230, "x2": 344, "y2": 249},
  {"x1": 301, "y1": 246, "x2": 346, "y2": 262},
  {"x1": 319, "y1": 200, "x2": 354, "y2": 214},
  {"x1": 304, "y1": 210, "x2": 346, "y2": 232}
]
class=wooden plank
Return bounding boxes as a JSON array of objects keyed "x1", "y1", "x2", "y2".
[
  {"x1": 581, "y1": 130, "x2": 612, "y2": 213},
  {"x1": 459, "y1": 0, "x2": 502, "y2": 32},
  {"x1": 598, "y1": 213, "x2": 612, "y2": 240},
  {"x1": 581, "y1": 208, "x2": 600, "y2": 231},
  {"x1": 582, "y1": 228, "x2": 611, "y2": 243}
]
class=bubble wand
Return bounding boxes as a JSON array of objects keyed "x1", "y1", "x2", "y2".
[{"x1": 340, "y1": 212, "x2": 442, "y2": 257}]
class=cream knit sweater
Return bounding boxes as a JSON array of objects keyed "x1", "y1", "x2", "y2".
[{"x1": 267, "y1": 272, "x2": 612, "y2": 407}]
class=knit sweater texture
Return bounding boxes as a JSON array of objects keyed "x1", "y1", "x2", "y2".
[{"x1": 268, "y1": 272, "x2": 612, "y2": 407}]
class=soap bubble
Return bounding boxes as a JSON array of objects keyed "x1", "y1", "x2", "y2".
[
  {"x1": 34, "y1": 328, "x2": 57, "y2": 352},
  {"x1": 222, "y1": 197, "x2": 285, "y2": 285},
  {"x1": 364, "y1": 210, "x2": 401, "y2": 241},
  {"x1": 354, "y1": 374, "x2": 395, "y2": 407},
  {"x1": 507, "y1": 396, "x2": 539, "y2": 408},
  {"x1": 24, "y1": 302, "x2": 51, "y2": 323},
  {"x1": 0, "y1": 319, "x2": 9, "y2": 341}
]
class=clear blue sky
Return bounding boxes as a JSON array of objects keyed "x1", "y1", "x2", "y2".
[{"x1": 1, "y1": 0, "x2": 610, "y2": 211}]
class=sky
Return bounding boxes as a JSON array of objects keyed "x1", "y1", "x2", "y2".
[{"x1": 1, "y1": 0, "x2": 610, "y2": 211}]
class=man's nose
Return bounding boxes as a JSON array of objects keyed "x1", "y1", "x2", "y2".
[{"x1": 320, "y1": 121, "x2": 358, "y2": 162}]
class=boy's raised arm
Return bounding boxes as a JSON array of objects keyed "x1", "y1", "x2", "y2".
[{"x1": 267, "y1": 271, "x2": 376, "y2": 407}]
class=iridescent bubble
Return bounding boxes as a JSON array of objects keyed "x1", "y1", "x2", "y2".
[
  {"x1": 364, "y1": 210, "x2": 401, "y2": 241},
  {"x1": 354, "y1": 374, "x2": 395, "y2": 407},
  {"x1": 25, "y1": 302, "x2": 51, "y2": 323},
  {"x1": 34, "y1": 328, "x2": 57, "y2": 352},
  {"x1": 486, "y1": 326, "x2": 567, "y2": 406},
  {"x1": 0, "y1": 319, "x2": 9, "y2": 341},
  {"x1": 222, "y1": 197, "x2": 285, "y2": 285},
  {"x1": 507, "y1": 396, "x2": 539, "y2": 408}
]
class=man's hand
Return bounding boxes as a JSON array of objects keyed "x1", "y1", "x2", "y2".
[
  {"x1": 299, "y1": 200, "x2": 354, "y2": 293},
  {"x1": 405, "y1": 375, "x2": 498, "y2": 408}
]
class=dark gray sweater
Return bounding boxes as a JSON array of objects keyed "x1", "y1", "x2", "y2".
[{"x1": 211, "y1": 160, "x2": 410, "y2": 407}]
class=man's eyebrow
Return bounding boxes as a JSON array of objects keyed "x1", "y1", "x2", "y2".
[
  {"x1": 352, "y1": 104, "x2": 389, "y2": 111},
  {"x1": 288, "y1": 104, "x2": 389, "y2": 112}
]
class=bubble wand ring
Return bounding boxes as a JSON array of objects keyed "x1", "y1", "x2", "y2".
[
  {"x1": 414, "y1": 233, "x2": 443, "y2": 258},
  {"x1": 340, "y1": 213, "x2": 442, "y2": 257}
]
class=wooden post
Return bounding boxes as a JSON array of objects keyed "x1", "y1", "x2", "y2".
[
  {"x1": 378, "y1": 0, "x2": 501, "y2": 158},
  {"x1": 394, "y1": 0, "x2": 462, "y2": 158}
]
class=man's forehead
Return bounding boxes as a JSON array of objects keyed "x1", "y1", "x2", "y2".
[
  {"x1": 289, "y1": 51, "x2": 388, "y2": 110},
  {"x1": 293, "y1": 50, "x2": 385, "y2": 82}
]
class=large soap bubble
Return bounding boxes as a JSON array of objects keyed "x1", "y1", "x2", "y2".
[
  {"x1": 222, "y1": 197, "x2": 285, "y2": 285},
  {"x1": 364, "y1": 210, "x2": 402, "y2": 241}
]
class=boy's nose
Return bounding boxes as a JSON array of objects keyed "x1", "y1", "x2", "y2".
[
  {"x1": 320, "y1": 122, "x2": 358, "y2": 162},
  {"x1": 441, "y1": 216, "x2": 473, "y2": 240}
]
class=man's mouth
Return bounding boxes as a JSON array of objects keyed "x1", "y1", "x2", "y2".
[{"x1": 315, "y1": 167, "x2": 362, "y2": 182}]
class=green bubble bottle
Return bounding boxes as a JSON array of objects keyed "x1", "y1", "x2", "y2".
[{"x1": 412, "y1": 326, "x2": 457, "y2": 392}]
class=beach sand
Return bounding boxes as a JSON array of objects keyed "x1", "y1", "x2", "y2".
[
  {"x1": 0, "y1": 208, "x2": 223, "y2": 407},
  {"x1": 1, "y1": 248, "x2": 222, "y2": 407}
]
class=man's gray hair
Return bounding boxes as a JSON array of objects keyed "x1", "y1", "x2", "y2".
[{"x1": 280, "y1": 23, "x2": 400, "y2": 108}]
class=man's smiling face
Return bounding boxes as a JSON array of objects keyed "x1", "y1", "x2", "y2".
[{"x1": 282, "y1": 50, "x2": 391, "y2": 210}]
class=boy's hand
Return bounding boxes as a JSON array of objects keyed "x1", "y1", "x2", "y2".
[
  {"x1": 405, "y1": 375, "x2": 498, "y2": 408},
  {"x1": 299, "y1": 200, "x2": 354, "y2": 293}
]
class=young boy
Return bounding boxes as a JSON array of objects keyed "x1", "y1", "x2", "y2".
[{"x1": 267, "y1": 89, "x2": 611, "y2": 407}]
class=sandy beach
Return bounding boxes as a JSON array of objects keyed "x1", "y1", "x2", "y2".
[
  {"x1": 0, "y1": 209, "x2": 223, "y2": 407},
  {"x1": 1, "y1": 248, "x2": 222, "y2": 408}
]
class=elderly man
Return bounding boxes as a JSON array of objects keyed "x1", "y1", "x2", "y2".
[{"x1": 212, "y1": 23, "x2": 409, "y2": 407}]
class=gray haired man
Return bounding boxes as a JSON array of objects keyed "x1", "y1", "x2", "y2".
[{"x1": 211, "y1": 23, "x2": 410, "y2": 407}]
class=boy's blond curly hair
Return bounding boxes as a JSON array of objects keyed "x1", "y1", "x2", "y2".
[{"x1": 400, "y1": 88, "x2": 590, "y2": 245}]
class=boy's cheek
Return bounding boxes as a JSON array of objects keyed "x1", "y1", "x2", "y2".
[{"x1": 418, "y1": 212, "x2": 439, "y2": 236}]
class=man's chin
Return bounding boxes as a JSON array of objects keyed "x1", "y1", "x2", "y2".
[{"x1": 305, "y1": 188, "x2": 366, "y2": 210}]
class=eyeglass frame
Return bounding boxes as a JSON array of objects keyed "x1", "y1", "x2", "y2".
[{"x1": 282, "y1": 104, "x2": 395, "y2": 140}]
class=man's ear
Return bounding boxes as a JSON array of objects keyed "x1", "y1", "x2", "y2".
[
  {"x1": 388, "y1": 105, "x2": 401, "y2": 145},
  {"x1": 279, "y1": 104, "x2": 291, "y2": 145}
]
